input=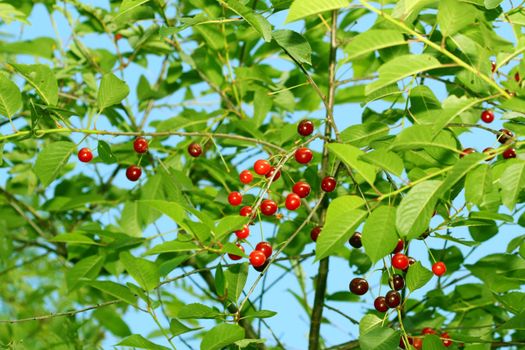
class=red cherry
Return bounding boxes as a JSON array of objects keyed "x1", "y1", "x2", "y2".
[
  {"x1": 392, "y1": 253, "x2": 409, "y2": 270},
  {"x1": 292, "y1": 181, "x2": 311, "y2": 198},
  {"x1": 188, "y1": 143, "x2": 202, "y2": 157},
  {"x1": 385, "y1": 290, "x2": 401, "y2": 308},
  {"x1": 498, "y1": 129, "x2": 514, "y2": 144},
  {"x1": 348, "y1": 232, "x2": 362, "y2": 248},
  {"x1": 260, "y1": 199, "x2": 278, "y2": 216},
  {"x1": 503, "y1": 148, "x2": 517, "y2": 159},
  {"x1": 491, "y1": 61, "x2": 496, "y2": 73},
  {"x1": 390, "y1": 274, "x2": 405, "y2": 291},
  {"x1": 392, "y1": 239, "x2": 404, "y2": 254},
  {"x1": 254, "y1": 159, "x2": 271, "y2": 175},
  {"x1": 255, "y1": 241, "x2": 272, "y2": 258},
  {"x1": 126, "y1": 165, "x2": 142, "y2": 181},
  {"x1": 249, "y1": 250, "x2": 267, "y2": 267},
  {"x1": 310, "y1": 226, "x2": 321, "y2": 241},
  {"x1": 432, "y1": 261, "x2": 447, "y2": 276},
  {"x1": 285, "y1": 193, "x2": 301, "y2": 211},
  {"x1": 422, "y1": 327, "x2": 436, "y2": 335},
  {"x1": 239, "y1": 170, "x2": 253, "y2": 184},
  {"x1": 133, "y1": 137, "x2": 148, "y2": 153},
  {"x1": 403, "y1": 257, "x2": 416, "y2": 272},
  {"x1": 480, "y1": 110, "x2": 494, "y2": 123},
  {"x1": 321, "y1": 176, "x2": 337, "y2": 192},
  {"x1": 441, "y1": 332, "x2": 452, "y2": 347},
  {"x1": 374, "y1": 296, "x2": 388, "y2": 312},
  {"x1": 235, "y1": 225, "x2": 250, "y2": 239},
  {"x1": 239, "y1": 206, "x2": 253, "y2": 217},
  {"x1": 297, "y1": 119, "x2": 314, "y2": 136},
  {"x1": 78, "y1": 148, "x2": 93, "y2": 163},
  {"x1": 515, "y1": 72, "x2": 521, "y2": 82},
  {"x1": 483, "y1": 147, "x2": 496, "y2": 161},
  {"x1": 265, "y1": 167, "x2": 281, "y2": 181},
  {"x1": 228, "y1": 191, "x2": 243, "y2": 206},
  {"x1": 228, "y1": 243, "x2": 245, "y2": 260},
  {"x1": 349, "y1": 278, "x2": 369, "y2": 295},
  {"x1": 460, "y1": 147, "x2": 476, "y2": 158},
  {"x1": 115, "y1": 33, "x2": 123, "y2": 41},
  {"x1": 412, "y1": 337, "x2": 423, "y2": 350},
  {"x1": 295, "y1": 147, "x2": 313, "y2": 164}
]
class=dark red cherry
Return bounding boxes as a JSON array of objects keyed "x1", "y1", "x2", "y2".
[
  {"x1": 126, "y1": 165, "x2": 142, "y2": 181},
  {"x1": 321, "y1": 176, "x2": 336, "y2": 192},
  {"x1": 348, "y1": 232, "x2": 362, "y2": 248},
  {"x1": 374, "y1": 296, "x2": 388, "y2": 313},
  {"x1": 498, "y1": 129, "x2": 514, "y2": 144},
  {"x1": 297, "y1": 119, "x2": 314, "y2": 136},
  {"x1": 188, "y1": 143, "x2": 202, "y2": 157},
  {"x1": 310, "y1": 226, "x2": 321, "y2": 241},
  {"x1": 385, "y1": 290, "x2": 401, "y2": 308},
  {"x1": 228, "y1": 243, "x2": 245, "y2": 260},
  {"x1": 503, "y1": 148, "x2": 517, "y2": 159},
  {"x1": 349, "y1": 278, "x2": 369, "y2": 295},
  {"x1": 133, "y1": 137, "x2": 148, "y2": 153},
  {"x1": 390, "y1": 274, "x2": 405, "y2": 291},
  {"x1": 460, "y1": 148, "x2": 476, "y2": 158}
]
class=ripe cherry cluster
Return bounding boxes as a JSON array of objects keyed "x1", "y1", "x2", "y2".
[
  {"x1": 225, "y1": 119, "x2": 339, "y2": 269},
  {"x1": 347, "y1": 234, "x2": 449, "y2": 345},
  {"x1": 461, "y1": 110, "x2": 517, "y2": 160},
  {"x1": 399, "y1": 327, "x2": 453, "y2": 349}
]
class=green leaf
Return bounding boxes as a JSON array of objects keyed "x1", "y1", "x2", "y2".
[
  {"x1": 116, "y1": 334, "x2": 170, "y2": 350},
  {"x1": 273, "y1": 30, "x2": 312, "y2": 65},
  {"x1": 225, "y1": 263, "x2": 248, "y2": 303},
  {"x1": 51, "y1": 232, "x2": 98, "y2": 245},
  {"x1": 115, "y1": 0, "x2": 151, "y2": 19},
  {"x1": 286, "y1": 0, "x2": 349, "y2": 23},
  {"x1": 97, "y1": 140, "x2": 116, "y2": 164},
  {"x1": 0, "y1": 3, "x2": 29, "y2": 24},
  {"x1": 66, "y1": 255, "x2": 104, "y2": 291},
  {"x1": 0, "y1": 74, "x2": 22, "y2": 119},
  {"x1": 328, "y1": 143, "x2": 377, "y2": 187},
  {"x1": 406, "y1": 261, "x2": 433, "y2": 291},
  {"x1": 145, "y1": 241, "x2": 199, "y2": 255},
  {"x1": 344, "y1": 30, "x2": 406, "y2": 61},
  {"x1": 170, "y1": 318, "x2": 201, "y2": 337},
  {"x1": 220, "y1": 0, "x2": 272, "y2": 42},
  {"x1": 396, "y1": 180, "x2": 443, "y2": 239},
  {"x1": 235, "y1": 339, "x2": 267, "y2": 348},
  {"x1": 484, "y1": 0, "x2": 503, "y2": 9},
  {"x1": 11, "y1": 63, "x2": 58, "y2": 105},
  {"x1": 359, "y1": 326, "x2": 400, "y2": 350},
  {"x1": 362, "y1": 206, "x2": 399, "y2": 263},
  {"x1": 438, "y1": 0, "x2": 477, "y2": 37},
  {"x1": 97, "y1": 73, "x2": 130, "y2": 111},
  {"x1": 423, "y1": 334, "x2": 447, "y2": 349},
  {"x1": 34, "y1": 141, "x2": 76, "y2": 186},
  {"x1": 391, "y1": 125, "x2": 459, "y2": 153},
  {"x1": 366, "y1": 54, "x2": 443, "y2": 95},
  {"x1": 500, "y1": 161, "x2": 525, "y2": 210},
  {"x1": 120, "y1": 252, "x2": 160, "y2": 291},
  {"x1": 178, "y1": 303, "x2": 222, "y2": 319},
  {"x1": 465, "y1": 164, "x2": 493, "y2": 205},
  {"x1": 439, "y1": 153, "x2": 484, "y2": 193},
  {"x1": 316, "y1": 196, "x2": 367, "y2": 261},
  {"x1": 340, "y1": 122, "x2": 390, "y2": 148},
  {"x1": 88, "y1": 280, "x2": 137, "y2": 305},
  {"x1": 200, "y1": 323, "x2": 245, "y2": 350},
  {"x1": 359, "y1": 150, "x2": 404, "y2": 176},
  {"x1": 359, "y1": 314, "x2": 383, "y2": 335},
  {"x1": 430, "y1": 98, "x2": 480, "y2": 135},
  {"x1": 243, "y1": 310, "x2": 277, "y2": 319},
  {"x1": 499, "y1": 311, "x2": 525, "y2": 330},
  {"x1": 215, "y1": 264, "x2": 225, "y2": 297}
]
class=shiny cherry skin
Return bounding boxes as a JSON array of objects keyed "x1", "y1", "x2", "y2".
[
  {"x1": 239, "y1": 170, "x2": 253, "y2": 184},
  {"x1": 285, "y1": 193, "x2": 301, "y2": 210},
  {"x1": 480, "y1": 110, "x2": 494, "y2": 123},
  {"x1": 239, "y1": 206, "x2": 253, "y2": 217},
  {"x1": 422, "y1": 327, "x2": 436, "y2": 335},
  {"x1": 348, "y1": 232, "x2": 362, "y2": 248},
  {"x1": 255, "y1": 241, "x2": 272, "y2": 258},
  {"x1": 349, "y1": 278, "x2": 369, "y2": 295},
  {"x1": 460, "y1": 148, "x2": 476, "y2": 158},
  {"x1": 228, "y1": 192, "x2": 243, "y2": 206},
  {"x1": 385, "y1": 290, "x2": 401, "y2": 308},
  {"x1": 432, "y1": 261, "x2": 447, "y2": 276},
  {"x1": 412, "y1": 337, "x2": 423, "y2": 350},
  {"x1": 297, "y1": 119, "x2": 314, "y2": 136},
  {"x1": 390, "y1": 274, "x2": 405, "y2": 290},
  {"x1": 254, "y1": 159, "x2": 271, "y2": 175},
  {"x1": 491, "y1": 61, "x2": 496, "y2": 73},
  {"x1": 126, "y1": 165, "x2": 142, "y2": 181},
  {"x1": 235, "y1": 225, "x2": 250, "y2": 239},
  {"x1": 321, "y1": 176, "x2": 337, "y2": 192},
  {"x1": 249, "y1": 250, "x2": 267, "y2": 267},
  {"x1": 441, "y1": 332, "x2": 453, "y2": 347},
  {"x1": 403, "y1": 257, "x2": 416, "y2": 272},
  {"x1": 188, "y1": 143, "x2": 202, "y2": 157},
  {"x1": 253, "y1": 260, "x2": 269, "y2": 272},
  {"x1": 392, "y1": 253, "x2": 410, "y2": 270},
  {"x1": 228, "y1": 243, "x2": 245, "y2": 260},
  {"x1": 374, "y1": 296, "x2": 388, "y2": 312},
  {"x1": 483, "y1": 147, "x2": 496, "y2": 161},
  {"x1": 133, "y1": 137, "x2": 148, "y2": 153},
  {"x1": 78, "y1": 148, "x2": 93, "y2": 163},
  {"x1": 503, "y1": 148, "x2": 517, "y2": 159},
  {"x1": 498, "y1": 129, "x2": 514, "y2": 144},
  {"x1": 261, "y1": 199, "x2": 278, "y2": 216},
  {"x1": 392, "y1": 239, "x2": 404, "y2": 254},
  {"x1": 310, "y1": 226, "x2": 321, "y2": 241},
  {"x1": 295, "y1": 147, "x2": 313, "y2": 164},
  {"x1": 293, "y1": 181, "x2": 311, "y2": 198},
  {"x1": 265, "y1": 167, "x2": 281, "y2": 181}
]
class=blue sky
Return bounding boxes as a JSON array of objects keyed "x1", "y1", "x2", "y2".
[{"x1": 0, "y1": 1, "x2": 523, "y2": 349}]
